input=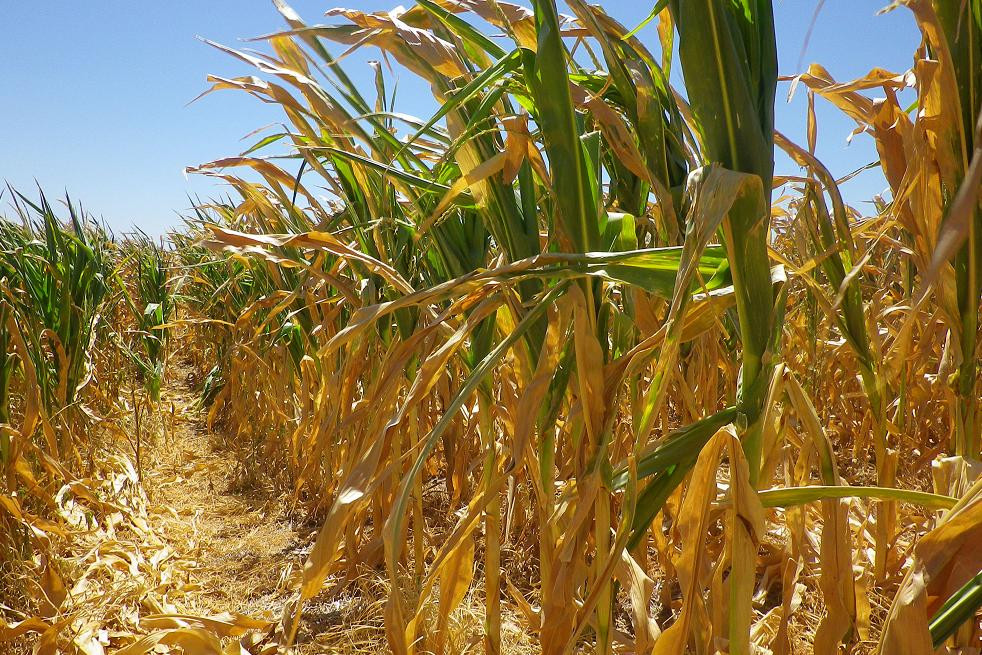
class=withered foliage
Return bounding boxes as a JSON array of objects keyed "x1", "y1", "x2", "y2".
[{"x1": 3, "y1": 1, "x2": 981, "y2": 654}]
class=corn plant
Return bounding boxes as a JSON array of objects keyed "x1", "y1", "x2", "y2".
[
  {"x1": 0, "y1": 188, "x2": 138, "y2": 642},
  {"x1": 1, "y1": 189, "x2": 110, "y2": 420},
  {"x1": 797, "y1": 0, "x2": 981, "y2": 459},
  {"x1": 0, "y1": 300, "x2": 13, "y2": 459},
  {"x1": 119, "y1": 235, "x2": 174, "y2": 401},
  {"x1": 176, "y1": 0, "x2": 982, "y2": 652}
]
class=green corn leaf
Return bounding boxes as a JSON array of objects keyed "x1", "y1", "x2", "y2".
[{"x1": 930, "y1": 571, "x2": 982, "y2": 647}]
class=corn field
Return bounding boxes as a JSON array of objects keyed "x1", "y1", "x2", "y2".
[{"x1": 2, "y1": 1, "x2": 981, "y2": 653}]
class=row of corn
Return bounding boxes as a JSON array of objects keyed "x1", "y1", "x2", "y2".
[
  {"x1": 173, "y1": 0, "x2": 980, "y2": 652},
  {"x1": 2, "y1": 0, "x2": 979, "y2": 652},
  {"x1": 0, "y1": 189, "x2": 175, "y2": 651}
]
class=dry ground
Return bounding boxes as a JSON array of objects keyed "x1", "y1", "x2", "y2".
[
  {"x1": 146, "y1": 368, "x2": 301, "y2": 620},
  {"x1": 133, "y1": 362, "x2": 536, "y2": 654},
  {"x1": 10, "y1": 359, "x2": 951, "y2": 654},
  {"x1": 139, "y1": 365, "x2": 388, "y2": 652}
]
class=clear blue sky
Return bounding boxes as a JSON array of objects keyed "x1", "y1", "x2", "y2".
[{"x1": 1, "y1": 1, "x2": 920, "y2": 234}]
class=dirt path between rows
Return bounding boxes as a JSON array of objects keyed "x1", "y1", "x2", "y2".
[
  {"x1": 109, "y1": 362, "x2": 516, "y2": 654},
  {"x1": 136, "y1": 360, "x2": 397, "y2": 654},
  {"x1": 142, "y1": 364, "x2": 302, "y2": 628}
]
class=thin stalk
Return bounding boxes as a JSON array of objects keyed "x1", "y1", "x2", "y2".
[{"x1": 479, "y1": 405, "x2": 501, "y2": 655}]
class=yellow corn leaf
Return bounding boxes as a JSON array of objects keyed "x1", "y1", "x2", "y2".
[
  {"x1": 417, "y1": 150, "x2": 508, "y2": 236},
  {"x1": 39, "y1": 558, "x2": 67, "y2": 619},
  {"x1": 652, "y1": 424, "x2": 733, "y2": 655},
  {"x1": 541, "y1": 474, "x2": 599, "y2": 655},
  {"x1": 140, "y1": 613, "x2": 271, "y2": 638},
  {"x1": 203, "y1": 226, "x2": 415, "y2": 295},
  {"x1": 770, "y1": 557, "x2": 805, "y2": 655},
  {"x1": 570, "y1": 284, "x2": 606, "y2": 452},
  {"x1": 728, "y1": 425, "x2": 765, "y2": 655},
  {"x1": 880, "y1": 481, "x2": 982, "y2": 654},
  {"x1": 0, "y1": 617, "x2": 51, "y2": 642},
  {"x1": 616, "y1": 550, "x2": 660, "y2": 653},
  {"x1": 114, "y1": 628, "x2": 224, "y2": 655},
  {"x1": 784, "y1": 372, "x2": 857, "y2": 651},
  {"x1": 435, "y1": 534, "x2": 476, "y2": 652}
]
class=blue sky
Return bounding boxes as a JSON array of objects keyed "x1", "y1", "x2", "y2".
[{"x1": 1, "y1": 1, "x2": 920, "y2": 234}]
